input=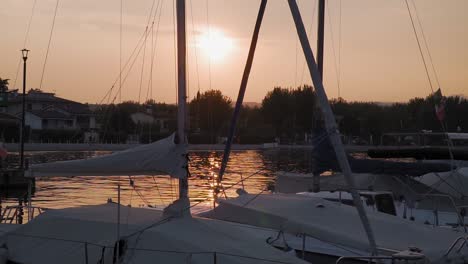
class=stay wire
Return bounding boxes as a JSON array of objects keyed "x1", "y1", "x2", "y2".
[
  {"x1": 189, "y1": 0, "x2": 201, "y2": 94},
  {"x1": 146, "y1": 0, "x2": 164, "y2": 103},
  {"x1": 138, "y1": 27, "x2": 149, "y2": 104},
  {"x1": 300, "y1": 0, "x2": 317, "y2": 86},
  {"x1": 39, "y1": 0, "x2": 60, "y2": 91},
  {"x1": 12, "y1": 0, "x2": 37, "y2": 90},
  {"x1": 98, "y1": 0, "x2": 160, "y2": 106},
  {"x1": 326, "y1": 2, "x2": 341, "y2": 99},
  {"x1": 404, "y1": 0, "x2": 455, "y2": 166},
  {"x1": 410, "y1": 0, "x2": 441, "y2": 89},
  {"x1": 338, "y1": 0, "x2": 342, "y2": 98},
  {"x1": 404, "y1": 0, "x2": 434, "y2": 93},
  {"x1": 206, "y1": 0, "x2": 212, "y2": 91}
]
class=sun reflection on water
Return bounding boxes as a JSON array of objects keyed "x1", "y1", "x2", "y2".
[{"x1": 1, "y1": 149, "x2": 316, "y2": 212}]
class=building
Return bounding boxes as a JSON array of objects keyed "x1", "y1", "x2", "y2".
[
  {"x1": 6, "y1": 89, "x2": 96, "y2": 131},
  {"x1": 130, "y1": 112, "x2": 171, "y2": 134}
]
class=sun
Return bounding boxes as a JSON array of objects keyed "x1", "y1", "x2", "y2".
[{"x1": 197, "y1": 28, "x2": 234, "y2": 63}]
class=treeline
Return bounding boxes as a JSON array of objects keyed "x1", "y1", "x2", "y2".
[{"x1": 97, "y1": 86, "x2": 468, "y2": 144}]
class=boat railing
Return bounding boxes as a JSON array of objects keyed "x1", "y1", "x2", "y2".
[
  {"x1": 444, "y1": 236, "x2": 468, "y2": 257},
  {"x1": 0, "y1": 204, "x2": 45, "y2": 224},
  {"x1": 335, "y1": 252, "x2": 425, "y2": 264},
  {"x1": 391, "y1": 175, "x2": 467, "y2": 230},
  {"x1": 415, "y1": 193, "x2": 467, "y2": 232}
]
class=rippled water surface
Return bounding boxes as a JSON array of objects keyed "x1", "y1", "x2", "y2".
[{"x1": 1, "y1": 149, "x2": 318, "y2": 210}]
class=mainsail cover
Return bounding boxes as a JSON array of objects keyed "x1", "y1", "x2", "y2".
[{"x1": 27, "y1": 134, "x2": 187, "y2": 178}]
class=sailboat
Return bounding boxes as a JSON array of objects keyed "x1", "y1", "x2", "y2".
[
  {"x1": 203, "y1": 0, "x2": 468, "y2": 263},
  {"x1": 0, "y1": 1, "x2": 309, "y2": 263}
]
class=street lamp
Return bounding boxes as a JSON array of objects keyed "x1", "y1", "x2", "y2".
[{"x1": 20, "y1": 49, "x2": 29, "y2": 170}]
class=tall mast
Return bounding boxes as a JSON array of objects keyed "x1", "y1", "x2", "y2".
[
  {"x1": 312, "y1": 0, "x2": 325, "y2": 192},
  {"x1": 176, "y1": 0, "x2": 188, "y2": 199},
  {"x1": 218, "y1": 0, "x2": 268, "y2": 183},
  {"x1": 287, "y1": 0, "x2": 378, "y2": 255},
  {"x1": 317, "y1": 0, "x2": 325, "y2": 78}
]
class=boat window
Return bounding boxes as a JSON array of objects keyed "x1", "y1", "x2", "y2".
[{"x1": 375, "y1": 194, "x2": 397, "y2": 216}]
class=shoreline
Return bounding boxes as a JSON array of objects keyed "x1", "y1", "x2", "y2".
[{"x1": 3, "y1": 142, "x2": 370, "y2": 152}]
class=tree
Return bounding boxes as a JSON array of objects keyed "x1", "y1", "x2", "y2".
[
  {"x1": 0, "y1": 78, "x2": 9, "y2": 92},
  {"x1": 261, "y1": 86, "x2": 316, "y2": 141},
  {"x1": 189, "y1": 90, "x2": 232, "y2": 143},
  {"x1": 261, "y1": 87, "x2": 294, "y2": 138}
]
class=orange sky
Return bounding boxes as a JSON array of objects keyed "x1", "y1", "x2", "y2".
[{"x1": 1, "y1": 0, "x2": 467, "y2": 104}]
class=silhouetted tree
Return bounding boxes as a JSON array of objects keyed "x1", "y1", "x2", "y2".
[{"x1": 189, "y1": 90, "x2": 232, "y2": 143}]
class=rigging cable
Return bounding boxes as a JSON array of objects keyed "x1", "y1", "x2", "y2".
[
  {"x1": 404, "y1": 0, "x2": 434, "y2": 93},
  {"x1": 299, "y1": 0, "x2": 317, "y2": 86},
  {"x1": 101, "y1": 0, "x2": 161, "y2": 128},
  {"x1": 404, "y1": 0, "x2": 456, "y2": 171},
  {"x1": 189, "y1": 0, "x2": 201, "y2": 94},
  {"x1": 152, "y1": 176, "x2": 166, "y2": 207},
  {"x1": 206, "y1": 0, "x2": 212, "y2": 91},
  {"x1": 12, "y1": 0, "x2": 37, "y2": 90},
  {"x1": 138, "y1": 0, "x2": 158, "y2": 103},
  {"x1": 325, "y1": 2, "x2": 341, "y2": 99},
  {"x1": 410, "y1": 0, "x2": 441, "y2": 88},
  {"x1": 39, "y1": 0, "x2": 60, "y2": 91},
  {"x1": 338, "y1": 0, "x2": 342, "y2": 98},
  {"x1": 138, "y1": 28, "x2": 149, "y2": 103},
  {"x1": 146, "y1": 0, "x2": 164, "y2": 102},
  {"x1": 189, "y1": 0, "x2": 202, "y2": 130}
]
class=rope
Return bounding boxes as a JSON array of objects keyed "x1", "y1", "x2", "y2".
[
  {"x1": 404, "y1": 0, "x2": 455, "y2": 168},
  {"x1": 152, "y1": 176, "x2": 166, "y2": 207},
  {"x1": 410, "y1": 0, "x2": 441, "y2": 89},
  {"x1": 97, "y1": 0, "x2": 162, "y2": 106},
  {"x1": 189, "y1": 0, "x2": 201, "y2": 94},
  {"x1": 299, "y1": 0, "x2": 317, "y2": 86},
  {"x1": 138, "y1": 0, "x2": 158, "y2": 103},
  {"x1": 338, "y1": 0, "x2": 342, "y2": 98},
  {"x1": 138, "y1": 27, "x2": 149, "y2": 103},
  {"x1": 326, "y1": 2, "x2": 342, "y2": 99},
  {"x1": 12, "y1": 0, "x2": 37, "y2": 90},
  {"x1": 38, "y1": 0, "x2": 60, "y2": 91},
  {"x1": 404, "y1": 0, "x2": 434, "y2": 93},
  {"x1": 206, "y1": 0, "x2": 212, "y2": 91},
  {"x1": 146, "y1": 0, "x2": 164, "y2": 102}
]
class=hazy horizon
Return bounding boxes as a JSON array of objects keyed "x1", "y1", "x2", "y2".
[{"x1": 1, "y1": 0, "x2": 467, "y2": 105}]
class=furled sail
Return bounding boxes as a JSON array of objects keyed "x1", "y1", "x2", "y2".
[{"x1": 27, "y1": 133, "x2": 187, "y2": 178}]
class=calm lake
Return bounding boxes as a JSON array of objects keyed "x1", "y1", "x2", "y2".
[{"x1": 1, "y1": 149, "x2": 321, "y2": 210}]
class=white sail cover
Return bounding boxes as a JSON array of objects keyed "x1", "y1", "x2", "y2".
[
  {"x1": 0, "y1": 203, "x2": 308, "y2": 264},
  {"x1": 27, "y1": 134, "x2": 187, "y2": 179},
  {"x1": 204, "y1": 193, "x2": 468, "y2": 262},
  {"x1": 415, "y1": 167, "x2": 468, "y2": 200}
]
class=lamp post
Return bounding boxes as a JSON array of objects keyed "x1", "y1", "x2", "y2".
[{"x1": 20, "y1": 49, "x2": 29, "y2": 170}]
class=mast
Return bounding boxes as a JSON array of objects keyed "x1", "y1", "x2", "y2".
[
  {"x1": 312, "y1": 0, "x2": 325, "y2": 192},
  {"x1": 218, "y1": 0, "x2": 268, "y2": 183},
  {"x1": 287, "y1": 0, "x2": 378, "y2": 255},
  {"x1": 317, "y1": 0, "x2": 325, "y2": 78},
  {"x1": 176, "y1": 0, "x2": 188, "y2": 199}
]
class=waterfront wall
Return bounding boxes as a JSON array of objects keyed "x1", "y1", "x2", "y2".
[{"x1": 4, "y1": 143, "x2": 371, "y2": 152}]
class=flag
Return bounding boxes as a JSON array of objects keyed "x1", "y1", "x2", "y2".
[
  {"x1": 435, "y1": 98, "x2": 446, "y2": 121},
  {"x1": 0, "y1": 145, "x2": 7, "y2": 159}
]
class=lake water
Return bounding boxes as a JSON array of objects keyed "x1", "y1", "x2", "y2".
[{"x1": 1, "y1": 149, "x2": 319, "y2": 211}]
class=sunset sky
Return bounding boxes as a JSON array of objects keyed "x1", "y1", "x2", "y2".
[{"x1": 1, "y1": 0, "x2": 467, "y2": 104}]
